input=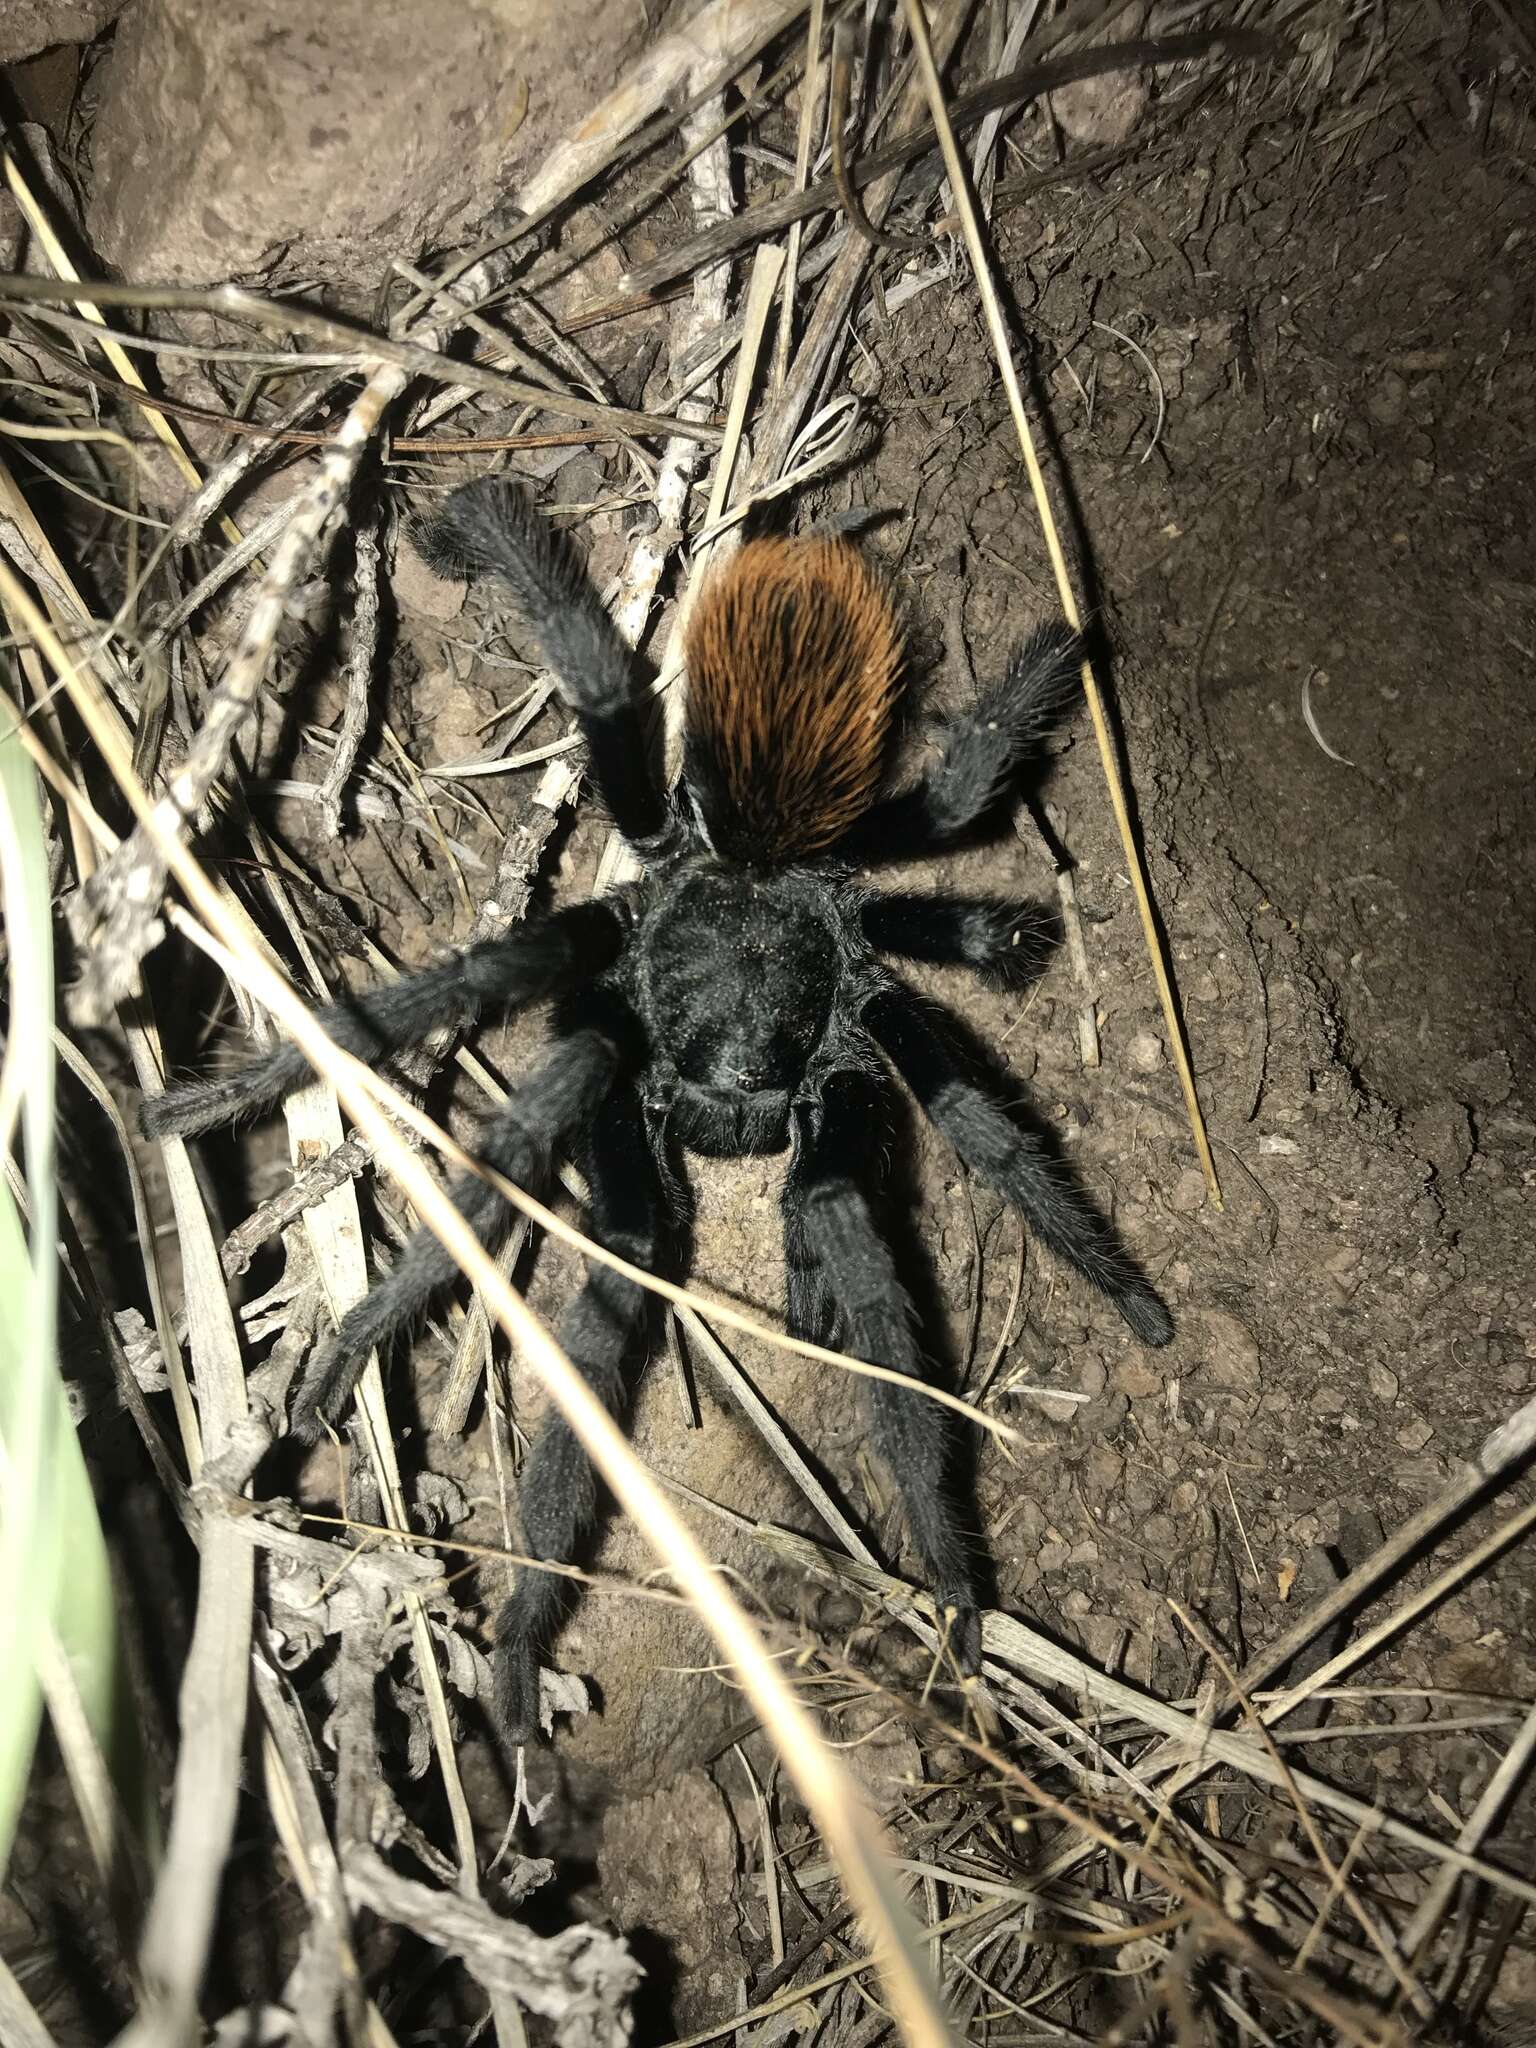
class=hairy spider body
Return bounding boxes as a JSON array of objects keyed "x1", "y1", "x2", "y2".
[{"x1": 144, "y1": 481, "x2": 1173, "y2": 1740}]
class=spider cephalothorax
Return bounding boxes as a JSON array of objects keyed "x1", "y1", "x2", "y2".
[{"x1": 143, "y1": 481, "x2": 1172, "y2": 1739}]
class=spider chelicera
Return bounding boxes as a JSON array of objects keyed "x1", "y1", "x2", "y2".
[{"x1": 143, "y1": 481, "x2": 1172, "y2": 1737}]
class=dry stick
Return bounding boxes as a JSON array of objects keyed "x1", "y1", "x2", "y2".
[
  {"x1": 830, "y1": 16, "x2": 929, "y2": 256},
  {"x1": 18, "y1": 576, "x2": 955, "y2": 2048},
  {"x1": 0, "y1": 1957, "x2": 58, "y2": 2048},
  {"x1": 1149, "y1": 1388, "x2": 1536, "y2": 1759},
  {"x1": 897, "y1": 0, "x2": 1221, "y2": 1207},
  {"x1": 0, "y1": 146, "x2": 242, "y2": 553},
  {"x1": 69, "y1": 360, "x2": 404, "y2": 1023},
  {"x1": 619, "y1": 30, "x2": 1273, "y2": 298},
  {"x1": 1167, "y1": 1600, "x2": 1434, "y2": 2019},
  {"x1": 772, "y1": 0, "x2": 829, "y2": 394},
  {"x1": 748, "y1": 0, "x2": 973, "y2": 491},
  {"x1": 1396, "y1": 1698, "x2": 1536, "y2": 1979},
  {"x1": 319, "y1": 509, "x2": 383, "y2": 836},
  {"x1": 0, "y1": 275, "x2": 720, "y2": 447}
]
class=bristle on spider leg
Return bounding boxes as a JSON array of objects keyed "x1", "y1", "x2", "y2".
[{"x1": 287, "y1": 1029, "x2": 623, "y2": 1441}]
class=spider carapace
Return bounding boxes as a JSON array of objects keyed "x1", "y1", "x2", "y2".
[{"x1": 143, "y1": 481, "x2": 1172, "y2": 1738}]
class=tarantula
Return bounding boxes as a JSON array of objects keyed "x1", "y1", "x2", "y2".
[{"x1": 143, "y1": 480, "x2": 1172, "y2": 1737}]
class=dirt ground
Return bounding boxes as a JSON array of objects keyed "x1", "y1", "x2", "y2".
[{"x1": 8, "y1": 10, "x2": 1536, "y2": 2044}]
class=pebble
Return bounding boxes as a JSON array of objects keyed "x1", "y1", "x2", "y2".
[
  {"x1": 1128, "y1": 1030, "x2": 1164, "y2": 1072},
  {"x1": 1198, "y1": 1309, "x2": 1263, "y2": 1390},
  {"x1": 1168, "y1": 1167, "x2": 1209, "y2": 1213}
]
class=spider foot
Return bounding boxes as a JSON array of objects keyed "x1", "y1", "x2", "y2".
[
  {"x1": 962, "y1": 900, "x2": 1060, "y2": 990},
  {"x1": 937, "y1": 1597, "x2": 984, "y2": 1680},
  {"x1": 493, "y1": 1631, "x2": 544, "y2": 1747},
  {"x1": 286, "y1": 1339, "x2": 365, "y2": 1445},
  {"x1": 1117, "y1": 1283, "x2": 1174, "y2": 1348}
]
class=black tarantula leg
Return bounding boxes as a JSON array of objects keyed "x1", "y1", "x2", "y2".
[
  {"x1": 413, "y1": 480, "x2": 672, "y2": 851},
  {"x1": 140, "y1": 899, "x2": 628, "y2": 1143},
  {"x1": 861, "y1": 890, "x2": 1058, "y2": 991},
  {"x1": 289, "y1": 1025, "x2": 623, "y2": 1442},
  {"x1": 493, "y1": 1084, "x2": 666, "y2": 1741},
  {"x1": 865, "y1": 985, "x2": 1174, "y2": 1347},
  {"x1": 783, "y1": 1074, "x2": 981, "y2": 1672},
  {"x1": 849, "y1": 623, "x2": 1083, "y2": 860}
]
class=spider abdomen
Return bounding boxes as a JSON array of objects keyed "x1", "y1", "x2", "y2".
[{"x1": 683, "y1": 537, "x2": 903, "y2": 864}]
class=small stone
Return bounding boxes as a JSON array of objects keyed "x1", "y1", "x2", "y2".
[
  {"x1": 1077, "y1": 1356, "x2": 1108, "y2": 1399},
  {"x1": 1112, "y1": 1358, "x2": 1163, "y2": 1400},
  {"x1": 1458, "y1": 1049, "x2": 1513, "y2": 1106},
  {"x1": 1128, "y1": 1030, "x2": 1164, "y2": 1073},
  {"x1": 1168, "y1": 1168, "x2": 1208, "y2": 1213},
  {"x1": 1086, "y1": 1445, "x2": 1124, "y2": 1496},
  {"x1": 1080, "y1": 1615, "x2": 1124, "y2": 1666},
  {"x1": 1396, "y1": 1416, "x2": 1435, "y2": 1453},
  {"x1": 1367, "y1": 1362, "x2": 1400, "y2": 1403},
  {"x1": 1169, "y1": 1479, "x2": 1201, "y2": 1516},
  {"x1": 1367, "y1": 370, "x2": 1407, "y2": 425},
  {"x1": 1037, "y1": 1539, "x2": 1070, "y2": 1573},
  {"x1": 1258, "y1": 1134, "x2": 1300, "y2": 1156},
  {"x1": 1068, "y1": 1540, "x2": 1100, "y2": 1568},
  {"x1": 1314, "y1": 1385, "x2": 1346, "y2": 1417},
  {"x1": 1197, "y1": 1309, "x2": 1262, "y2": 1390}
]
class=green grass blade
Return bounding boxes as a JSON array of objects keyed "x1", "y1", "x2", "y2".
[{"x1": 0, "y1": 718, "x2": 120, "y2": 1877}]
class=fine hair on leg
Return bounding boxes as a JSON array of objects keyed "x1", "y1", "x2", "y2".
[
  {"x1": 865, "y1": 982, "x2": 1174, "y2": 1347},
  {"x1": 493, "y1": 1084, "x2": 668, "y2": 1739},
  {"x1": 415, "y1": 480, "x2": 670, "y2": 847},
  {"x1": 140, "y1": 899, "x2": 628, "y2": 1143},
  {"x1": 290, "y1": 1025, "x2": 624, "y2": 1440},
  {"x1": 850, "y1": 623, "x2": 1082, "y2": 859},
  {"x1": 783, "y1": 1072, "x2": 981, "y2": 1670}
]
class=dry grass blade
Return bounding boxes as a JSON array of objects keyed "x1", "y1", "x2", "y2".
[
  {"x1": 896, "y1": 0, "x2": 1223, "y2": 1207},
  {"x1": 0, "y1": 275, "x2": 720, "y2": 445},
  {"x1": 618, "y1": 30, "x2": 1276, "y2": 298}
]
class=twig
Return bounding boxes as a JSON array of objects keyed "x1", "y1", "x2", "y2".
[
  {"x1": 345, "y1": 1846, "x2": 638, "y2": 2045},
  {"x1": 830, "y1": 16, "x2": 929, "y2": 255},
  {"x1": 897, "y1": 0, "x2": 1222, "y2": 1208},
  {"x1": 618, "y1": 31, "x2": 1274, "y2": 298},
  {"x1": 1054, "y1": 862, "x2": 1101, "y2": 1069},
  {"x1": 1397, "y1": 1699, "x2": 1536, "y2": 1977},
  {"x1": 773, "y1": 0, "x2": 829, "y2": 393},
  {"x1": 748, "y1": 0, "x2": 974, "y2": 491},
  {"x1": 0, "y1": 275, "x2": 721, "y2": 446},
  {"x1": 319, "y1": 508, "x2": 384, "y2": 836},
  {"x1": 69, "y1": 363, "x2": 401, "y2": 1020}
]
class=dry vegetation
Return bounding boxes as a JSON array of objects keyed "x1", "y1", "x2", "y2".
[{"x1": 1, "y1": 2, "x2": 1534, "y2": 2046}]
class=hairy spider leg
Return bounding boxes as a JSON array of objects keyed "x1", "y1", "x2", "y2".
[
  {"x1": 850, "y1": 623, "x2": 1083, "y2": 860},
  {"x1": 141, "y1": 899, "x2": 627, "y2": 1142},
  {"x1": 783, "y1": 1072, "x2": 982, "y2": 1672},
  {"x1": 860, "y1": 888, "x2": 1059, "y2": 991},
  {"x1": 415, "y1": 482, "x2": 671, "y2": 848},
  {"x1": 289, "y1": 1023, "x2": 624, "y2": 1440},
  {"x1": 865, "y1": 984, "x2": 1174, "y2": 1347},
  {"x1": 492, "y1": 1078, "x2": 671, "y2": 1739}
]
